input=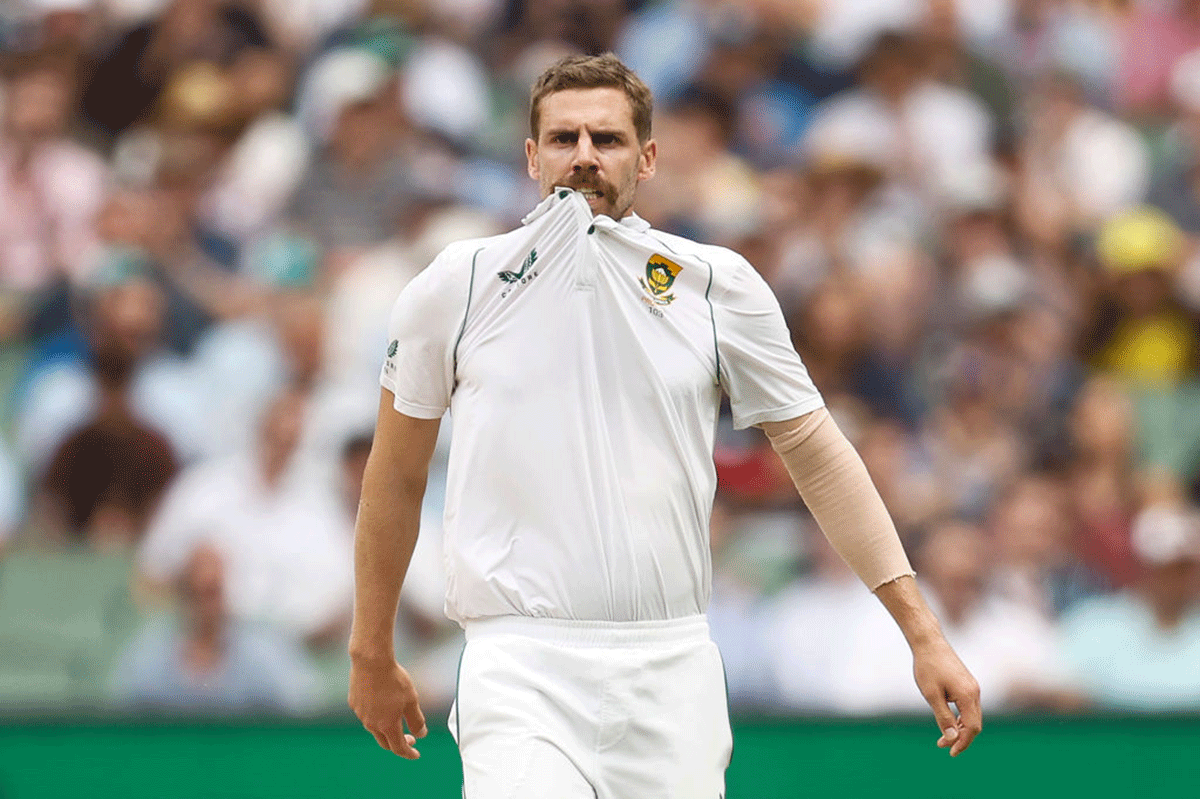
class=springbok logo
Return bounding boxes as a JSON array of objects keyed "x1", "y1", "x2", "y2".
[{"x1": 639, "y1": 254, "x2": 683, "y2": 306}]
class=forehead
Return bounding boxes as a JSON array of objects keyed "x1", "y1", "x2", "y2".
[{"x1": 538, "y1": 87, "x2": 636, "y2": 134}]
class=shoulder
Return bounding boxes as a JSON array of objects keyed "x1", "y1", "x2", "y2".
[
  {"x1": 643, "y1": 229, "x2": 756, "y2": 291},
  {"x1": 404, "y1": 229, "x2": 525, "y2": 294},
  {"x1": 643, "y1": 229, "x2": 746, "y2": 268},
  {"x1": 431, "y1": 228, "x2": 528, "y2": 271}
]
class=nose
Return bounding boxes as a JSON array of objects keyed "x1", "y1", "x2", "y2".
[{"x1": 571, "y1": 133, "x2": 599, "y2": 172}]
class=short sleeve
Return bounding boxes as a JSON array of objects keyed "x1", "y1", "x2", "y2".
[
  {"x1": 713, "y1": 256, "x2": 823, "y2": 429},
  {"x1": 380, "y1": 248, "x2": 471, "y2": 419}
]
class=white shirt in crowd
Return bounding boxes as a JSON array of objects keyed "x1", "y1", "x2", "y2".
[
  {"x1": 138, "y1": 452, "x2": 353, "y2": 639},
  {"x1": 381, "y1": 188, "x2": 822, "y2": 625},
  {"x1": 765, "y1": 574, "x2": 1070, "y2": 714}
]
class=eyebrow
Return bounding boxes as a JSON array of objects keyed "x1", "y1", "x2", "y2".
[{"x1": 544, "y1": 127, "x2": 627, "y2": 140}]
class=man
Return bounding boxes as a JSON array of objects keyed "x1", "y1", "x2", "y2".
[
  {"x1": 1060, "y1": 502, "x2": 1200, "y2": 710},
  {"x1": 349, "y1": 54, "x2": 981, "y2": 797},
  {"x1": 113, "y1": 542, "x2": 319, "y2": 715}
]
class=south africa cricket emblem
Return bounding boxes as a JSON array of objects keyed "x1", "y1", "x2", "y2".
[{"x1": 639, "y1": 254, "x2": 683, "y2": 306}]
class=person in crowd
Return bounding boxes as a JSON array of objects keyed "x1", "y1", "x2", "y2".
[
  {"x1": 1060, "y1": 502, "x2": 1200, "y2": 710},
  {"x1": 288, "y1": 47, "x2": 411, "y2": 256},
  {"x1": 768, "y1": 517, "x2": 1074, "y2": 714},
  {"x1": 80, "y1": 0, "x2": 271, "y2": 139},
  {"x1": 1088, "y1": 207, "x2": 1197, "y2": 387},
  {"x1": 137, "y1": 386, "x2": 353, "y2": 647},
  {"x1": 988, "y1": 471, "x2": 1106, "y2": 621},
  {"x1": 0, "y1": 56, "x2": 107, "y2": 340},
  {"x1": 34, "y1": 339, "x2": 178, "y2": 549},
  {"x1": 111, "y1": 541, "x2": 319, "y2": 714},
  {"x1": 5, "y1": 0, "x2": 1200, "y2": 728},
  {"x1": 14, "y1": 266, "x2": 205, "y2": 472}
]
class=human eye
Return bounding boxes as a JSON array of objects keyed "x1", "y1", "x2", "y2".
[{"x1": 593, "y1": 133, "x2": 621, "y2": 146}]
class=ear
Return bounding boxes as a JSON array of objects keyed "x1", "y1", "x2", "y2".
[
  {"x1": 526, "y1": 138, "x2": 539, "y2": 181},
  {"x1": 637, "y1": 139, "x2": 657, "y2": 182}
]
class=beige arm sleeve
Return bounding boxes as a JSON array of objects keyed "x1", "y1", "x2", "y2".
[{"x1": 762, "y1": 408, "x2": 915, "y2": 591}]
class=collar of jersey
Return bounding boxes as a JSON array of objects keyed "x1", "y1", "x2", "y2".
[{"x1": 523, "y1": 187, "x2": 652, "y2": 234}]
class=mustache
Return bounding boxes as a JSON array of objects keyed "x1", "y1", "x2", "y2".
[{"x1": 563, "y1": 175, "x2": 611, "y2": 194}]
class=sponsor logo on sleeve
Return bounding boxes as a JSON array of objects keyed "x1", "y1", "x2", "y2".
[{"x1": 384, "y1": 339, "x2": 398, "y2": 376}]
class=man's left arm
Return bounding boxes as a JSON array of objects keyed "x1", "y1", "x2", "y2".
[{"x1": 760, "y1": 409, "x2": 982, "y2": 756}]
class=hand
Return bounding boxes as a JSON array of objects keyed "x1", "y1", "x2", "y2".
[
  {"x1": 349, "y1": 657, "x2": 429, "y2": 759},
  {"x1": 911, "y1": 637, "x2": 982, "y2": 757}
]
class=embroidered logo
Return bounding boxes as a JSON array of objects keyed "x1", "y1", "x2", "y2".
[
  {"x1": 639, "y1": 254, "x2": 683, "y2": 306},
  {"x1": 384, "y1": 339, "x2": 398, "y2": 377},
  {"x1": 499, "y1": 248, "x2": 537, "y2": 284}
]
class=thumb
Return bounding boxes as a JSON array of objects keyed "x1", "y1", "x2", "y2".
[{"x1": 937, "y1": 725, "x2": 959, "y2": 748}]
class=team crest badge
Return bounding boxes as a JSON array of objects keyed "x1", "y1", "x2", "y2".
[{"x1": 639, "y1": 254, "x2": 683, "y2": 306}]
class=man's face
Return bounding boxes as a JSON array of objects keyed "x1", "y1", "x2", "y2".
[
  {"x1": 6, "y1": 70, "x2": 70, "y2": 142},
  {"x1": 527, "y1": 87, "x2": 656, "y2": 219}
]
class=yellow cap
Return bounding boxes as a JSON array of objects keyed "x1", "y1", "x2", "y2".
[{"x1": 1096, "y1": 207, "x2": 1185, "y2": 273}]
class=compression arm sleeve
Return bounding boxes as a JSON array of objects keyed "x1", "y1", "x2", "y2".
[{"x1": 762, "y1": 408, "x2": 915, "y2": 590}]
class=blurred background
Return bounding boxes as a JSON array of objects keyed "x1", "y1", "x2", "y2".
[{"x1": 1, "y1": 0, "x2": 1200, "y2": 790}]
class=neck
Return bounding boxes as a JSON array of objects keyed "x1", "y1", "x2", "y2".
[{"x1": 184, "y1": 624, "x2": 225, "y2": 673}]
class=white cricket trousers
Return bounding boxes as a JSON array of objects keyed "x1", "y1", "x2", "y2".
[{"x1": 449, "y1": 614, "x2": 732, "y2": 799}]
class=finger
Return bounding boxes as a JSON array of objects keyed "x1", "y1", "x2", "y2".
[
  {"x1": 950, "y1": 690, "x2": 983, "y2": 757},
  {"x1": 405, "y1": 700, "x2": 429, "y2": 739},
  {"x1": 388, "y1": 722, "x2": 422, "y2": 760},
  {"x1": 924, "y1": 689, "x2": 959, "y2": 749}
]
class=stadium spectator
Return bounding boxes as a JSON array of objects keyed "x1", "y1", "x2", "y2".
[
  {"x1": 1090, "y1": 207, "x2": 1197, "y2": 387},
  {"x1": 769, "y1": 518, "x2": 1071, "y2": 714},
  {"x1": 803, "y1": 30, "x2": 995, "y2": 203},
  {"x1": 288, "y1": 47, "x2": 410, "y2": 255},
  {"x1": 0, "y1": 56, "x2": 107, "y2": 336},
  {"x1": 33, "y1": 341, "x2": 178, "y2": 548},
  {"x1": 136, "y1": 387, "x2": 353, "y2": 646},
  {"x1": 1067, "y1": 375, "x2": 1141, "y2": 589},
  {"x1": 80, "y1": 0, "x2": 271, "y2": 139},
  {"x1": 14, "y1": 268, "x2": 205, "y2": 472},
  {"x1": 111, "y1": 542, "x2": 319, "y2": 715},
  {"x1": 1060, "y1": 502, "x2": 1200, "y2": 710},
  {"x1": 201, "y1": 48, "x2": 310, "y2": 245},
  {"x1": 987, "y1": 471, "x2": 1106, "y2": 620},
  {"x1": 1016, "y1": 72, "x2": 1149, "y2": 232},
  {"x1": 763, "y1": 517, "x2": 894, "y2": 714},
  {"x1": 3, "y1": 0, "x2": 1200, "y2": 722},
  {"x1": 855, "y1": 416, "x2": 943, "y2": 536}
]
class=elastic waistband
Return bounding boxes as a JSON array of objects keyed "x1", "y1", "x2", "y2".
[{"x1": 463, "y1": 614, "x2": 710, "y2": 648}]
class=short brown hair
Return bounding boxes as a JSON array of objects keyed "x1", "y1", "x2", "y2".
[{"x1": 529, "y1": 53, "x2": 653, "y2": 143}]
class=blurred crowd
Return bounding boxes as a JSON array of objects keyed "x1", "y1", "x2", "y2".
[{"x1": 1, "y1": 0, "x2": 1200, "y2": 718}]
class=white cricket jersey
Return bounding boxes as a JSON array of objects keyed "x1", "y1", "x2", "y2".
[{"x1": 380, "y1": 188, "x2": 823, "y2": 624}]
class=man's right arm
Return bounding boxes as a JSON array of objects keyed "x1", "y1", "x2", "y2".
[{"x1": 348, "y1": 388, "x2": 441, "y2": 759}]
